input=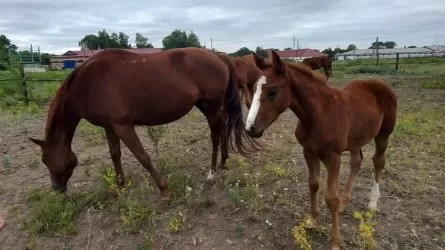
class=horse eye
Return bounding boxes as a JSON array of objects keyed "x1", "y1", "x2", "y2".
[{"x1": 267, "y1": 88, "x2": 279, "y2": 102}]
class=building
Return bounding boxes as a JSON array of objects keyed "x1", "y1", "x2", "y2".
[
  {"x1": 335, "y1": 46, "x2": 445, "y2": 61},
  {"x1": 265, "y1": 49, "x2": 328, "y2": 62},
  {"x1": 50, "y1": 47, "x2": 163, "y2": 69}
]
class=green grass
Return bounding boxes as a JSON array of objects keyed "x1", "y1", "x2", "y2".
[
  {"x1": 333, "y1": 57, "x2": 445, "y2": 77},
  {"x1": 421, "y1": 78, "x2": 445, "y2": 89},
  {"x1": 23, "y1": 187, "x2": 109, "y2": 237}
]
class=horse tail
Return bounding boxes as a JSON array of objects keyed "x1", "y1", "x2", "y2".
[{"x1": 216, "y1": 53, "x2": 263, "y2": 156}]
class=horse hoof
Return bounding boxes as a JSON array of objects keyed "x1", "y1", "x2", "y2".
[
  {"x1": 159, "y1": 189, "x2": 171, "y2": 202},
  {"x1": 305, "y1": 217, "x2": 318, "y2": 229}
]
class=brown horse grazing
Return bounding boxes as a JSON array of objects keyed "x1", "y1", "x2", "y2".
[
  {"x1": 302, "y1": 56, "x2": 332, "y2": 79},
  {"x1": 230, "y1": 54, "x2": 271, "y2": 109},
  {"x1": 246, "y1": 51, "x2": 397, "y2": 249},
  {"x1": 28, "y1": 47, "x2": 261, "y2": 200}
]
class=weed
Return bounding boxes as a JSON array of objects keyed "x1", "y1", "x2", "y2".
[
  {"x1": 28, "y1": 156, "x2": 40, "y2": 169},
  {"x1": 353, "y1": 210, "x2": 378, "y2": 250},
  {"x1": 228, "y1": 188, "x2": 242, "y2": 207},
  {"x1": 292, "y1": 221, "x2": 312, "y2": 250},
  {"x1": 2, "y1": 154, "x2": 12, "y2": 174},
  {"x1": 262, "y1": 162, "x2": 290, "y2": 178},
  {"x1": 102, "y1": 167, "x2": 157, "y2": 232},
  {"x1": 235, "y1": 223, "x2": 244, "y2": 237},
  {"x1": 167, "y1": 211, "x2": 185, "y2": 233},
  {"x1": 240, "y1": 178, "x2": 262, "y2": 214},
  {"x1": 146, "y1": 125, "x2": 168, "y2": 156}
]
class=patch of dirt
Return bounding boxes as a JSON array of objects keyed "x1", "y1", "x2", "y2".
[{"x1": 1, "y1": 76, "x2": 444, "y2": 250}]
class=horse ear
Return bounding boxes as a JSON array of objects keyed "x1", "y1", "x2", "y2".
[
  {"x1": 29, "y1": 137, "x2": 45, "y2": 147},
  {"x1": 252, "y1": 53, "x2": 268, "y2": 70},
  {"x1": 271, "y1": 51, "x2": 285, "y2": 75}
]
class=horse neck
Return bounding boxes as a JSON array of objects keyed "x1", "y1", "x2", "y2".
[
  {"x1": 287, "y1": 69, "x2": 332, "y2": 127},
  {"x1": 45, "y1": 110, "x2": 80, "y2": 152}
]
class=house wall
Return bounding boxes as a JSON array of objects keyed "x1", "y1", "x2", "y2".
[{"x1": 281, "y1": 56, "x2": 314, "y2": 62}]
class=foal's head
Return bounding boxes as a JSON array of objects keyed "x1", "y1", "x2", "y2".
[
  {"x1": 29, "y1": 137, "x2": 78, "y2": 193},
  {"x1": 245, "y1": 51, "x2": 291, "y2": 138}
]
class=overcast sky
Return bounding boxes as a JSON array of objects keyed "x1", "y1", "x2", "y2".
[{"x1": 1, "y1": 0, "x2": 445, "y2": 54}]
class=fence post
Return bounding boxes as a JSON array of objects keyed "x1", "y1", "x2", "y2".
[
  {"x1": 395, "y1": 53, "x2": 400, "y2": 71},
  {"x1": 19, "y1": 64, "x2": 29, "y2": 105}
]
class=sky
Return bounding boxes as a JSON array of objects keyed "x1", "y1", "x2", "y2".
[{"x1": 1, "y1": 0, "x2": 445, "y2": 54}]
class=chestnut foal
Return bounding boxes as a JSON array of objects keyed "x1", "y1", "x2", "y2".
[{"x1": 246, "y1": 51, "x2": 397, "y2": 249}]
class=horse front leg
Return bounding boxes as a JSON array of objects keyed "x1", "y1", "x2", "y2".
[{"x1": 322, "y1": 152, "x2": 342, "y2": 250}]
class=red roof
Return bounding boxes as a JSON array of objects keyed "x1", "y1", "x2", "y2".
[
  {"x1": 266, "y1": 49, "x2": 327, "y2": 58},
  {"x1": 55, "y1": 48, "x2": 163, "y2": 58}
]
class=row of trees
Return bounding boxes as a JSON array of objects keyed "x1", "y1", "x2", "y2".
[
  {"x1": 78, "y1": 29, "x2": 201, "y2": 51},
  {"x1": 1, "y1": 29, "x2": 413, "y2": 71}
]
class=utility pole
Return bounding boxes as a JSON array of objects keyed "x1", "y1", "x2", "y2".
[
  {"x1": 375, "y1": 36, "x2": 379, "y2": 66},
  {"x1": 210, "y1": 37, "x2": 213, "y2": 50},
  {"x1": 297, "y1": 39, "x2": 300, "y2": 49},
  {"x1": 293, "y1": 37, "x2": 295, "y2": 50}
]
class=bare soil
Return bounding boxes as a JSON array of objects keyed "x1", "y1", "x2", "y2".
[{"x1": 1, "y1": 75, "x2": 444, "y2": 250}]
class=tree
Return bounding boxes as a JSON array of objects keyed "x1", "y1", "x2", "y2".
[
  {"x1": 118, "y1": 32, "x2": 131, "y2": 48},
  {"x1": 284, "y1": 47, "x2": 292, "y2": 50},
  {"x1": 135, "y1": 33, "x2": 154, "y2": 48},
  {"x1": 78, "y1": 29, "x2": 132, "y2": 50},
  {"x1": 384, "y1": 41, "x2": 396, "y2": 49},
  {"x1": 255, "y1": 46, "x2": 268, "y2": 58},
  {"x1": 162, "y1": 29, "x2": 201, "y2": 50},
  {"x1": 0, "y1": 34, "x2": 18, "y2": 70},
  {"x1": 408, "y1": 45, "x2": 417, "y2": 48},
  {"x1": 346, "y1": 44, "x2": 357, "y2": 51},
  {"x1": 368, "y1": 40, "x2": 397, "y2": 49},
  {"x1": 229, "y1": 47, "x2": 253, "y2": 57},
  {"x1": 79, "y1": 34, "x2": 99, "y2": 50}
]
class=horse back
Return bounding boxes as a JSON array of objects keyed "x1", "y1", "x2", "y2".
[{"x1": 65, "y1": 48, "x2": 231, "y2": 125}]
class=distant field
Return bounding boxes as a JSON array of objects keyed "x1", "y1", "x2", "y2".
[{"x1": 1, "y1": 57, "x2": 444, "y2": 249}]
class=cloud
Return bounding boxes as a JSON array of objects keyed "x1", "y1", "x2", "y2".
[{"x1": 0, "y1": 0, "x2": 444, "y2": 54}]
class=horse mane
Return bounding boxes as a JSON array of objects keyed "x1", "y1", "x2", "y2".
[
  {"x1": 44, "y1": 66, "x2": 81, "y2": 140},
  {"x1": 284, "y1": 61, "x2": 328, "y2": 85}
]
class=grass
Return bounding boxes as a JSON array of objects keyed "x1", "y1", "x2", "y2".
[{"x1": 1, "y1": 64, "x2": 444, "y2": 249}]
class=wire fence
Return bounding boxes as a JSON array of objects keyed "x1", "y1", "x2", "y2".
[{"x1": 1, "y1": 36, "x2": 444, "y2": 104}]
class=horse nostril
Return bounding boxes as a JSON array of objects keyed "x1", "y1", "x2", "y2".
[{"x1": 248, "y1": 125, "x2": 256, "y2": 134}]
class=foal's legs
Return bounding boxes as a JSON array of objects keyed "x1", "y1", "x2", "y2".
[
  {"x1": 111, "y1": 124, "x2": 169, "y2": 200},
  {"x1": 105, "y1": 127, "x2": 125, "y2": 187},
  {"x1": 303, "y1": 147, "x2": 321, "y2": 228},
  {"x1": 340, "y1": 148, "x2": 363, "y2": 212},
  {"x1": 322, "y1": 152, "x2": 342, "y2": 250},
  {"x1": 368, "y1": 134, "x2": 389, "y2": 210}
]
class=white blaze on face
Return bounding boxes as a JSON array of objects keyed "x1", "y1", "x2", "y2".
[
  {"x1": 368, "y1": 180, "x2": 380, "y2": 209},
  {"x1": 245, "y1": 76, "x2": 266, "y2": 131}
]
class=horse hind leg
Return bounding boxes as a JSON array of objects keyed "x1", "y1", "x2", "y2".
[
  {"x1": 105, "y1": 127, "x2": 125, "y2": 187},
  {"x1": 111, "y1": 124, "x2": 170, "y2": 200},
  {"x1": 368, "y1": 133, "x2": 390, "y2": 210},
  {"x1": 340, "y1": 148, "x2": 363, "y2": 213},
  {"x1": 196, "y1": 102, "x2": 225, "y2": 181}
]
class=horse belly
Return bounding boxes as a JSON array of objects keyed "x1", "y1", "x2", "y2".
[
  {"x1": 347, "y1": 114, "x2": 383, "y2": 149},
  {"x1": 131, "y1": 89, "x2": 198, "y2": 125}
]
